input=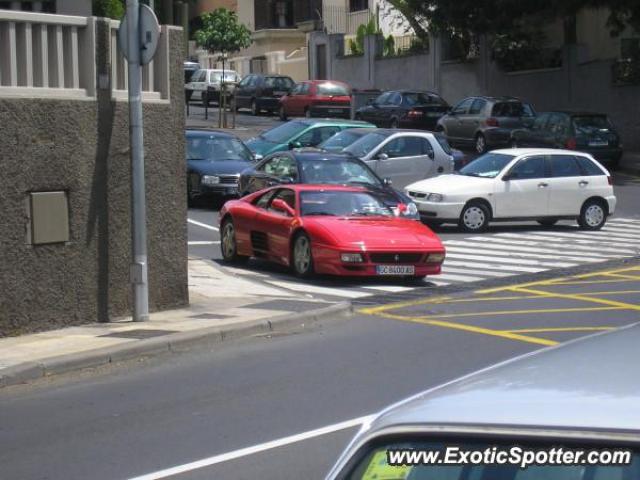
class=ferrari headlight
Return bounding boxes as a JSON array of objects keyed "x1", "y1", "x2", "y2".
[
  {"x1": 426, "y1": 252, "x2": 446, "y2": 264},
  {"x1": 201, "y1": 175, "x2": 220, "y2": 185},
  {"x1": 341, "y1": 253, "x2": 364, "y2": 263},
  {"x1": 426, "y1": 193, "x2": 444, "y2": 202}
]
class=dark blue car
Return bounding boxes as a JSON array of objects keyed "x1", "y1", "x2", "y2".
[{"x1": 186, "y1": 129, "x2": 255, "y2": 206}]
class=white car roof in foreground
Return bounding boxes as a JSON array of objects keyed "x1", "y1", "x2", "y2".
[{"x1": 491, "y1": 148, "x2": 592, "y2": 157}]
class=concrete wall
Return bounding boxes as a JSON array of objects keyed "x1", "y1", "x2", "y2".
[{"x1": 0, "y1": 22, "x2": 188, "y2": 336}]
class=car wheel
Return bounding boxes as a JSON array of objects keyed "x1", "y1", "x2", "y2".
[
  {"x1": 292, "y1": 232, "x2": 314, "y2": 277},
  {"x1": 251, "y1": 99, "x2": 259, "y2": 116},
  {"x1": 305, "y1": 108, "x2": 312, "y2": 118},
  {"x1": 537, "y1": 219, "x2": 558, "y2": 227},
  {"x1": 279, "y1": 105, "x2": 288, "y2": 121},
  {"x1": 459, "y1": 201, "x2": 490, "y2": 232},
  {"x1": 578, "y1": 199, "x2": 607, "y2": 230},
  {"x1": 475, "y1": 133, "x2": 487, "y2": 154},
  {"x1": 220, "y1": 218, "x2": 249, "y2": 263}
]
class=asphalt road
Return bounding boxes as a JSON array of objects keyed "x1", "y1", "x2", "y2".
[{"x1": 2, "y1": 262, "x2": 639, "y2": 480}]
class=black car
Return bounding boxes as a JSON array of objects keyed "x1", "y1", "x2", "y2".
[
  {"x1": 437, "y1": 96, "x2": 536, "y2": 153},
  {"x1": 235, "y1": 74, "x2": 295, "y2": 116},
  {"x1": 186, "y1": 129, "x2": 256, "y2": 205},
  {"x1": 355, "y1": 90, "x2": 450, "y2": 130},
  {"x1": 511, "y1": 111, "x2": 623, "y2": 167},
  {"x1": 238, "y1": 151, "x2": 420, "y2": 219}
]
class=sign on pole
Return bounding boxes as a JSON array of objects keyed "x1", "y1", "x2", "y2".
[{"x1": 117, "y1": 4, "x2": 160, "y2": 65}]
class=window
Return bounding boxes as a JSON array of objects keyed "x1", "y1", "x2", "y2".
[
  {"x1": 254, "y1": 190, "x2": 276, "y2": 209},
  {"x1": 549, "y1": 114, "x2": 570, "y2": 136},
  {"x1": 509, "y1": 156, "x2": 547, "y2": 179},
  {"x1": 576, "y1": 156, "x2": 606, "y2": 176},
  {"x1": 300, "y1": 191, "x2": 393, "y2": 217},
  {"x1": 451, "y1": 98, "x2": 473, "y2": 115},
  {"x1": 532, "y1": 113, "x2": 550, "y2": 131},
  {"x1": 191, "y1": 70, "x2": 205, "y2": 82},
  {"x1": 268, "y1": 189, "x2": 296, "y2": 214},
  {"x1": 381, "y1": 137, "x2": 424, "y2": 158},
  {"x1": 374, "y1": 92, "x2": 392, "y2": 105},
  {"x1": 459, "y1": 153, "x2": 515, "y2": 178},
  {"x1": 402, "y1": 92, "x2": 445, "y2": 106},
  {"x1": 238, "y1": 75, "x2": 252, "y2": 87},
  {"x1": 261, "y1": 155, "x2": 298, "y2": 179},
  {"x1": 186, "y1": 135, "x2": 253, "y2": 162},
  {"x1": 349, "y1": 0, "x2": 369, "y2": 12},
  {"x1": 299, "y1": 158, "x2": 381, "y2": 185},
  {"x1": 262, "y1": 121, "x2": 307, "y2": 143},
  {"x1": 388, "y1": 92, "x2": 402, "y2": 105},
  {"x1": 550, "y1": 155, "x2": 583, "y2": 177},
  {"x1": 295, "y1": 83, "x2": 311, "y2": 95},
  {"x1": 492, "y1": 101, "x2": 534, "y2": 117},
  {"x1": 290, "y1": 83, "x2": 303, "y2": 95},
  {"x1": 296, "y1": 126, "x2": 341, "y2": 147},
  {"x1": 468, "y1": 98, "x2": 486, "y2": 115},
  {"x1": 265, "y1": 76, "x2": 294, "y2": 90},
  {"x1": 316, "y1": 82, "x2": 350, "y2": 96}
]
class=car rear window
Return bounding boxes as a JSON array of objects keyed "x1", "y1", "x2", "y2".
[
  {"x1": 572, "y1": 115, "x2": 613, "y2": 133},
  {"x1": 265, "y1": 77, "x2": 294, "y2": 90},
  {"x1": 317, "y1": 83, "x2": 350, "y2": 96},
  {"x1": 402, "y1": 93, "x2": 445, "y2": 106},
  {"x1": 492, "y1": 102, "x2": 535, "y2": 117},
  {"x1": 576, "y1": 155, "x2": 606, "y2": 175}
]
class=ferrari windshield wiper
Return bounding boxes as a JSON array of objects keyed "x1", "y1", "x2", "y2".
[{"x1": 306, "y1": 212, "x2": 337, "y2": 216}]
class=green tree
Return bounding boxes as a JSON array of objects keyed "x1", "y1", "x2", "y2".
[
  {"x1": 93, "y1": 0, "x2": 125, "y2": 19},
  {"x1": 194, "y1": 8, "x2": 251, "y2": 70}
]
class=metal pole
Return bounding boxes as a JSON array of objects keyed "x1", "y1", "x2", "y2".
[{"x1": 126, "y1": 0, "x2": 149, "y2": 322}]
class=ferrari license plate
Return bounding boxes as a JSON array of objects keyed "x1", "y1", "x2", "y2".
[{"x1": 376, "y1": 265, "x2": 415, "y2": 275}]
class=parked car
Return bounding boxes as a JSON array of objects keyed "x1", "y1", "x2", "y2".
[
  {"x1": 511, "y1": 111, "x2": 623, "y2": 168},
  {"x1": 355, "y1": 90, "x2": 450, "y2": 130},
  {"x1": 219, "y1": 185, "x2": 445, "y2": 278},
  {"x1": 185, "y1": 68, "x2": 241, "y2": 106},
  {"x1": 235, "y1": 74, "x2": 295, "y2": 116},
  {"x1": 279, "y1": 80, "x2": 352, "y2": 120},
  {"x1": 186, "y1": 129, "x2": 255, "y2": 205},
  {"x1": 437, "y1": 96, "x2": 536, "y2": 154},
  {"x1": 341, "y1": 129, "x2": 455, "y2": 189},
  {"x1": 317, "y1": 128, "x2": 374, "y2": 153},
  {"x1": 405, "y1": 148, "x2": 616, "y2": 231},
  {"x1": 183, "y1": 61, "x2": 200, "y2": 83},
  {"x1": 238, "y1": 150, "x2": 420, "y2": 219},
  {"x1": 245, "y1": 119, "x2": 375, "y2": 158},
  {"x1": 326, "y1": 323, "x2": 640, "y2": 479}
]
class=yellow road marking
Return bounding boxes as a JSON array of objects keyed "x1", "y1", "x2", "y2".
[
  {"x1": 601, "y1": 273, "x2": 640, "y2": 281},
  {"x1": 409, "y1": 306, "x2": 623, "y2": 320},
  {"x1": 358, "y1": 295, "x2": 452, "y2": 315},
  {"x1": 503, "y1": 327, "x2": 614, "y2": 334},
  {"x1": 511, "y1": 287, "x2": 640, "y2": 311},
  {"x1": 549, "y1": 278, "x2": 640, "y2": 285}
]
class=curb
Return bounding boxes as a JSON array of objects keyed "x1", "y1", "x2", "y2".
[{"x1": 0, "y1": 301, "x2": 353, "y2": 388}]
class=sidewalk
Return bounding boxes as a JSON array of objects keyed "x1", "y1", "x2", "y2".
[
  {"x1": 0, "y1": 258, "x2": 351, "y2": 388},
  {"x1": 620, "y1": 152, "x2": 640, "y2": 176}
]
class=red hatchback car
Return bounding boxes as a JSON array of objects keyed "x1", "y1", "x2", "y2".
[
  {"x1": 219, "y1": 185, "x2": 446, "y2": 279},
  {"x1": 279, "y1": 80, "x2": 352, "y2": 120}
]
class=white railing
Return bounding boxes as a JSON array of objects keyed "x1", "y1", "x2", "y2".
[
  {"x1": 0, "y1": 10, "x2": 95, "y2": 97},
  {"x1": 0, "y1": 10, "x2": 172, "y2": 101}
]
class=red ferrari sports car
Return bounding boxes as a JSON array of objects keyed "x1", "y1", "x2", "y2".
[{"x1": 218, "y1": 185, "x2": 445, "y2": 279}]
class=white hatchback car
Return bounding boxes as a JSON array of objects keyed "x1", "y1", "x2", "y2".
[
  {"x1": 185, "y1": 68, "x2": 241, "y2": 106},
  {"x1": 405, "y1": 148, "x2": 616, "y2": 232}
]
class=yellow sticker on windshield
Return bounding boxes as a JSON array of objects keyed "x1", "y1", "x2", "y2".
[{"x1": 362, "y1": 450, "x2": 412, "y2": 480}]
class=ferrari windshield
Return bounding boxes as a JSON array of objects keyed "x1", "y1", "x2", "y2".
[
  {"x1": 186, "y1": 135, "x2": 253, "y2": 162},
  {"x1": 459, "y1": 153, "x2": 515, "y2": 178},
  {"x1": 299, "y1": 158, "x2": 381, "y2": 186},
  {"x1": 300, "y1": 191, "x2": 393, "y2": 217},
  {"x1": 344, "y1": 132, "x2": 389, "y2": 158}
]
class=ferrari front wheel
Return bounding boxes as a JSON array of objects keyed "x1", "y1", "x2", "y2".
[
  {"x1": 292, "y1": 232, "x2": 314, "y2": 277},
  {"x1": 221, "y1": 218, "x2": 249, "y2": 264}
]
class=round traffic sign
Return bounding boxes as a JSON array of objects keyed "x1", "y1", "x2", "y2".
[{"x1": 117, "y1": 4, "x2": 160, "y2": 65}]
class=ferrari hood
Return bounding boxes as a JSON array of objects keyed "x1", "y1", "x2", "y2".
[{"x1": 309, "y1": 217, "x2": 444, "y2": 250}]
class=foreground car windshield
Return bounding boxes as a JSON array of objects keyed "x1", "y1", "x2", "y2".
[
  {"x1": 300, "y1": 159, "x2": 381, "y2": 186},
  {"x1": 459, "y1": 153, "x2": 515, "y2": 178},
  {"x1": 300, "y1": 191, "x2": 393, "y2": 217},
  {"x1": 187, "y1": 136, "x2": 253, "y2": 161},
  {"x1": 345, "y1": 132, "x2": 389, "y2": 157},
  {"x1": 344, "y1": 439, "x2": 639, "y2": 479},
  {"x1": 261, "y1": 122, "x2": 307, "y2": 144},
  {"x1": 320, "y1": 131, "x2": 366, "y2": 152}
]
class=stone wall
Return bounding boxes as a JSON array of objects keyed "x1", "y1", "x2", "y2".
[{"x1": 0, "y1": 23, "x2": 188, "y2": 336}]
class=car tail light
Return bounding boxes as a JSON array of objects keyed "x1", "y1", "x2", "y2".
[
  {"x1": 608, "y1": 176, "x2": 613, "y2": 186},
  {"x1": 486, "y1": 117, "x2": 499, "y2": 127},
  {"x1": 566, "y1": 137, "x2": 577, "y2": 149},
  {"x1": 407, "y1": 110, "x2": 423, "y2": 117}
]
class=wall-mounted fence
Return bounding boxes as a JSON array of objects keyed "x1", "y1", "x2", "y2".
[
  {"x1": 323, "y1": 5, "x2": 373, "y2": 36},
  {"x1": 0, "y1": 9, "x2": 171, "y2": 101}
]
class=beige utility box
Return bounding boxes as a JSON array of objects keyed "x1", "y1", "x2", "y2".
[{"x1": 28, "y1": 191, "x2": 70, "y2": 245}]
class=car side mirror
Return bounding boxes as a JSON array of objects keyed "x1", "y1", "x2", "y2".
[
  {"x1": 253, "y1": 153, "x2": 263, "y2": 161},
  {"x1": 382, "y1": 177, "x2": 392, "y2": 186},
  {"x1": 377, "y1": 152, "x2": 389, "y2": 160},
  {"x1": 271, "y1": 199, "x2": 295, "y2": 216},
  {"x1": 288, "y1": 141, "x2": 302, "y2": 150}
]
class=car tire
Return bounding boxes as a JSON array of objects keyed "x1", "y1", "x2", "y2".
[
  {"x1": 578, "y1": 199, "x2": 607, "y2": 230},
  {"x1": 279, "y1": 105, "x2": 288, "y2": 121},
  {"x1": 292, "y1": 232, "x2": 314, "y2": 277},
  {"x1": 475, "y1": 133, "x2": 487, "y2": 154},
  {"x1": 220, "y1": 218, "x2": 249, "y2": 264},
  {"x1": 459, "y1": 201, "x2": 491, "y2": 232},
  {"x1": 251, "y1": 99, "x2": 259, "y2": 116},
  {"x1": 537, "y1": 219, "x2": 558, "y2": 227}
]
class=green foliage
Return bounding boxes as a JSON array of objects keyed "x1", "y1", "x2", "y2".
[
  {"x1": 194, "y1": 8, "x2": 251, "y2": 54},
  {"x1": 492, "y1": 29, "x2": 562, "y2": 71},
  {"x1": 383, "y1": 35, "x2": 395, "y2": 56},
  {"x1": 93, "y1": 0, "x2": 124, "y2": 20},
  {"x1": 349, "y1": 17, "x2": 381, "y2": 55}
]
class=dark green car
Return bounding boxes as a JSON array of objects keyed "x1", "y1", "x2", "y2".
[{"x1": 245, "y1": 119, "x2": 375, "y2": 158}]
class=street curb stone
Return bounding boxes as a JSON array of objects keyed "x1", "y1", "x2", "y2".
[{"x1": 0, "y1": 302, "x2": 353, "y2": 388}]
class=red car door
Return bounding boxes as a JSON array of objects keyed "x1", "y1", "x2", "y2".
[
  {"x1": 290, "y1": 82, "x2": 311, "y2": 116},
  {"x1": 253, "y1": 188, "x2": 297, "y2": 264}
]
